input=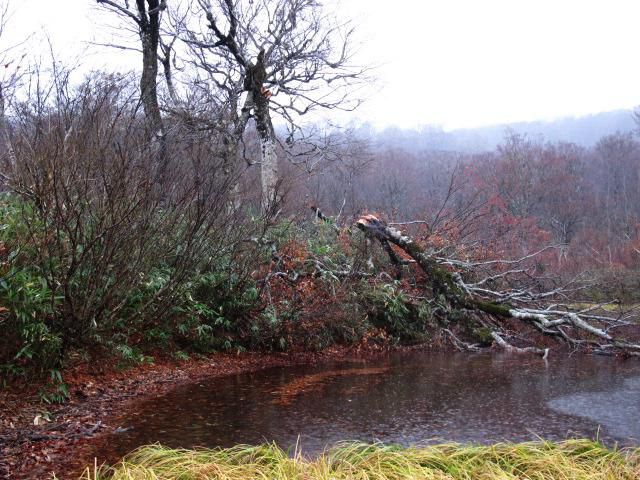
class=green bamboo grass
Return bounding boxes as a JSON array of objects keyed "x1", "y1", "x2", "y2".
[{"x1": 84, "y1": 439, "x2": 640, "y2": 480}]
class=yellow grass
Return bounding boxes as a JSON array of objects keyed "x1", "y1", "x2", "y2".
[{"x1": 83, "y1": 439, "x2": 640, "y2": 480}]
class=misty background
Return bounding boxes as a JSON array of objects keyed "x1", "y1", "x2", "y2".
[{"x1": 359, "y1": 109, "x2": 637, "y2": 153}]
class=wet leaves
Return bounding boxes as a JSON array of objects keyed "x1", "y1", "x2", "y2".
[{"x1": 0, "y1": 347, "x2": 387, "y2": 479}]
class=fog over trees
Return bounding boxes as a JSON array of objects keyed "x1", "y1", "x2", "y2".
[
  {"x1": 365, "y1": 109, "x2": 637, "y2": 153},
  {"x1": 304, "y1": 124, "x2": 640, "y2": 281}
]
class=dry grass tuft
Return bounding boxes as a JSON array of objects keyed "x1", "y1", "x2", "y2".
[{"x1": 82, "y1": 439, "x2": 640, "y2": 479}]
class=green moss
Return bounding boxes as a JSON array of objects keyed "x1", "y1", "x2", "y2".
[
  {"x1": 471, "y1": 300, "x2": 512, "y2": 317},
  {"x1": 473, "y1": 327, "x2": 494, "y2": 346}
]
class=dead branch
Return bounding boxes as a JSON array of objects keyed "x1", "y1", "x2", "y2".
[
  {"x1": 356, "y1": 214, "x2": 640, "y2": 356},
  {"x1": 491, "y1": 332, "x2": 549, "y2": 357}
]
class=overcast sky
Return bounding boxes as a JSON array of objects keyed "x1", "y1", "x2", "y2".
[{"x1": 4, "y1": 0, "x2": 640, "y2": 130}]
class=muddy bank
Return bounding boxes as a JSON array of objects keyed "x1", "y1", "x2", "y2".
[{"x1": 0, "y1": 345, "x2": 393, "y2": 480}]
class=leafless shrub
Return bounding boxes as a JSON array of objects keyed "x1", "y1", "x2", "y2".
[{"x1": 1, "y1": 68, "x2": 254, "y2": 356}]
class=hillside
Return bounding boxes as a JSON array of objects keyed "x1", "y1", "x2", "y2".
[{"x1": 366, "y1": 109, "x2": 637, "y2": 152}]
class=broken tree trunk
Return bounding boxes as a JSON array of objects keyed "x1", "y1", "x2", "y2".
[
  {"x1": 356, "y1": 215, "x2": 466, "y2": 300},
  {"x1": 243, "y1": 49, "x2": 279, "y2": 215},
  {"x1": 356, "y1": 214, "x2": 640, "y2": 356}
]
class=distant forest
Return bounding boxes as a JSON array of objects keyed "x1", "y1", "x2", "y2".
[
  {"x1": 353, "y1": 109, "x2": 637, "y2": 153},
  {"x1": 299, "y1": 116, "x2": 640, "y2": 289}
]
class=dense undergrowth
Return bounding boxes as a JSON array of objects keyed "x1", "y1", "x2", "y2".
[
  {"x1": 1, "y1": 169, "x2": 637, "y2": 397},
  {"x1": 0, "y1": 183, "x2": 435, "y2": 389},
  {"x1": 84, "y1": 440, "x2": 640, "y2": 480},
  {"x1": 0, "y1": 177, "x2": 434, "y2": 397},
  {"x1": 2, "y1": 73, "x2": 639, "y2": 396},
  {"x1": 0, "y1": 73, "x2": 441, "y2": 388}
]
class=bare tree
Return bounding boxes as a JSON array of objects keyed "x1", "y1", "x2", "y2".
[
  {"x1": 4, "y1": 70, "x2": 248, "y2": 360},
  {"x1": 174, "y1": 0, "x2": 366, "y2": 212}
]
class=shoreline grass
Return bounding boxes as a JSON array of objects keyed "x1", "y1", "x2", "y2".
[{"x1": 84, "y1": 439, "x2": 640, "y2": 479}]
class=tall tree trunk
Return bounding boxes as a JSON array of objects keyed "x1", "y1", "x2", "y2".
[
  {"x1": 245, "y1": 49, "x2": 278, "y2": 214},
  {"x1": 141, "y1": 35, "x2": 162, "y2": 135},
  {"x1": 137, "y1": 0, "x2": 164, "y2": 138},
  {"x1": 255, "y1": 98, "x2": 278, "y2": 213}
]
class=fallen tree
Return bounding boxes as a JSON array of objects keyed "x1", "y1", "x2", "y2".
[{"x1": 355, "y1": 214, "x2": 640, "y2": 357}]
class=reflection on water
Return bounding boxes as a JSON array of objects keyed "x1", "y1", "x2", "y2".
[
  {"x1": 90, "y1": 352, "x2": 640, "y2": 465},
  {"x1": 272, "y1": 367, "x2": 389, "y2": 406},
  {"x1": 548, "y1": 375, "x2": 640, "y2": 440}
]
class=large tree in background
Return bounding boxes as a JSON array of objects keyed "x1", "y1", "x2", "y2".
[
  {"x1": 171, "y1": 0, "x2": 365, "y2": 212},
  {"x1": 96, "y1": 0, "x2": 365, "y2": 213}
]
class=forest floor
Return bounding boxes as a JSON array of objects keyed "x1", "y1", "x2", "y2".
[{"x1": 0, "y1": 343, "x2": 396, "y2": 480}]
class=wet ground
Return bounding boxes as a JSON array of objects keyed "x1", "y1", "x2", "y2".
[{"x1": 88, "y1": 352, "x2": 640, "y2": 464}]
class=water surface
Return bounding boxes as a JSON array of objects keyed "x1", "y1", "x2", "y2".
[{"x1": 92, "y1": 352, "x2": 640, "y2": 462}]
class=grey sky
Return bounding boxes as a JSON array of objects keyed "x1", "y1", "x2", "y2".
[{"x1": 5, "y1": 0, "x2": 640, "y2": 129}]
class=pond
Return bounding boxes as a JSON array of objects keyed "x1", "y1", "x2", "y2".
[{"x1": 90, "y1": 352, "x2": 640, "y2": 464}]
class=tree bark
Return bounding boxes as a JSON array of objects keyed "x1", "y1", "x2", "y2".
[
  {"x1": 137, "y1": 0, "x2": 164, "y2": 137},
  {"x1": 245, "y1": 50, "x2": 278, "y2": 214},
  {"x1": 256, "y1": 107, "x2": 278, "y2": 213},
  {"x1": 260, "y1": 127, "x2": 279, "y2": 213}
]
